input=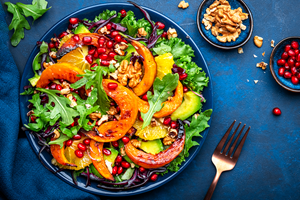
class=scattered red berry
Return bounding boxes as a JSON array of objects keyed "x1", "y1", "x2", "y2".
[
  {"x1": 163, "y1": 117, "x2": 171, "y2": 125},
  {"x1": 117, "y1": 166, "x2": 123, "y2": 174},
  {"x1": 69, "y1": 17, "x2": 79, "y2": 25},
  {"x1": 150, "y1": 174, "x2": 158, "y2": 181},
  {"x1": 170, "y1": 121, "x2": 177, "y2": 129},
  {"x1": 115, "y1": 155, "x2": 122, "y2": 163},
  {"x1": 120, "y1": 9, "x2": 127, "y2": 17},
  {"x1": 122, "y1": 136, "x2": 130, "y2": 144},
  {"x1": 112, "y1": 166, "x2": 118, "y2": 175},
  {"x1": 73, "y1": 134, "x2": 81, "y2": 140},
  {"x1": 291, "y1": 41, "x2": 299, "y2": 49},
  {"x1": 82, "y1": 36, "x2": 92, "y2": 44},
  {"x1": 272, "y1": 107, "x2": 281, "y2": 116},
  {"x1": 112, "y1": 141, "x2": 119, "y2": 148},
  {"x1": 278, "y1": 67, "x2": 285, "y2": 76},
  {"x1": 183, "y1": 86, "x2": 189, "y2": 93},
  {"x1": 291, "y1": 76, "x2": 299, "y2": 85},
  {"x1": 139, "y1": 167, "x2": 145, "y2": 173},
  {"x1": 83, "y1": 139, "x2": 90, "y2": 145},
  {"x1": 155, "y1": 21, "x2": 165, "y2": 29}
]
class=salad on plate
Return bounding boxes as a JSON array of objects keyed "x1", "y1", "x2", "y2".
[{"x1": 21, "y1": 2, "x2": 212, "y2": 190}]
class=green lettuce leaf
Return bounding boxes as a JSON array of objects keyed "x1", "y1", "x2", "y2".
[{"x1": 16, "y1": 1, "x2": 51, "y2": 21}]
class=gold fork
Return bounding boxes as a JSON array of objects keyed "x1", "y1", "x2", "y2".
[{"x1": 204, "y1": 120, "x2": 250, "y2": 200}]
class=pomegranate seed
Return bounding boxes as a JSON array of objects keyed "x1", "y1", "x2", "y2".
[
  {"x1": 296, "y1": 54, "x2": 300, "y2": 62},
  {"x1": 139, "y1": 167, "x2": 145, "y2": 173},
  {"x1": 69, "y1": 17, "x2": 79, "y2": 25},
  {"x1": 295, "y1": 49, "x2": 299, "y2": 55},
  {"x1": 45, "y1": 86, "x2": 49, "y2": 90},
  {"x1": 51, "y1": 102, "x2": 55, "y2": 107},
  {"x1": 103, "y1": 148, "x2": 111, "y2": 156},
  {"x1": 73, "y1": 134, "x2": 81, "y2": 140},
  {"x1": 82, "y1": 36, "x2": 92, "y2": 44},
  {"x1": 117, "y1": 166, "x2": 123, "y2": 174},
  {"x1": 115, "y1": 162, "x2": 120, "y2": 166},
  {"x1": 161, "y1": 32, "x2": 167, "y2": 38},
  {"x1": 291, "y1": 76, "x2": 299, "y2": 85},
  {"x1": 58, "y1": 31, "x2": 68, "y2": 39},
  {"x1": 85, "y1": 55, "x2": 93, "y2": 64},
  {"x1": 291, "y1": 67, "x2": 297, "y2": 75},
  {"x1": 116, "y1": 106, "x2": 120, "y2": 113},
  {"x1": 284, "y1": 63, "x2": 290, "y2": 70},
  {"x1": 179, "y1": 73, "x2": 188, "y2": 80},
  {"x1": 284, "y1": 71, "x2": 292, "y2": 79},
  {"x1": 272, "y1": 107, "x2": 281, "y2": 116},
  {"x1": 285, "y1": 44, "x2": 292, "y2": 52},
  {"x1": 170, "y1": 121, "x2": 177, "y2": 129},
  {"x1": 59, "y1": 79, "x2": 64, "y2": 83},
  {"x1": 291, "y1": 56, "x2": 296, "y2": 61},
  {"x1": 121, "y1": 161, "x2": 130, "y2": 168},
  {"x1": 138, "y1": 114, "x2": 143, "y2": 121},
  {"x1": 163, "y1": 117, "x2": 171, "y2": 125},
  {"x1": 112, "y1": 166, "x2": 118, "y2": 175},
  {"x1": 55, "y1": 41, "x2": 60, "y2": 48},
  {"x1": 93, "y1": 51, "x2": 99, "y2": 58},
  {"x1": 110, "y1": 102, "x2": 115, "y2": 106},
  {"x1": 291, "y1": 41, "x2": 299, "y2": 49},
  {"x1": 295, "y1": 62, "x2": 300, "y2": 68},
  {"x1": 278, "y1": 67, "x2": 285, "y2": 76},
  {"x1": 155, "y1": 21, "x2": 165, "y2": 29},
  {"x1": 100, "y1": 53, "x2": 108, "y2": 60},
  {"x1": 91, "y1": 63, "x2": 98, "y2": 68},
  {"x1": 49, "y1": 83, "x2": 57, "y2": 90},
  {"x1": 277, "y1": 59, "x2": 286, "y2": 66},
  {"x1": 49, "y1": 42, "x2": 55, "y2": 49},
  {"x1": 107, "y1": 82, "x2": 118, "y2": 90},
  {"x1": 111, "y1": 31, "x2": 119, "y2": 38},
  {"x1": 142, "y1": 93, "x2": 148, "y2": 101},
  {"x1": 75, "y1": 150, "x2": 84, "y2": 158},
  {"x1": 281, "y1": 52, "x2": 289, "y2": 60},
  {"x1": 114, "y1": 35, "x2": 122, "y2": 43},
  {"x1": 83, "y1": 139, "x2": 90, "y2": 145},
  {"x1": 66, "y1": 140, "x2": 73, "y2": 147},
  {"x1": 112, "y1": 141, "x2": 119, "y2": 148},
  {"x1": 101, "y1": 60, "x2": 110, "y2": 66},
  {"x1": 116, "y1": 155, "x2": 122, "y2": 163},
  {"x1": 88, "y1": 48, "x2": 96, "y2": 55},
  {"x1": 183, "y1": 86, "x2": 188, "y2": 92},
  {"x1": 55, "y1": 84, "x2": 62, "y2": 91},
  {"x1": 120, "y1": 9, "x2": 126, "y2": 17},
  {"x1": 108, "y1": 51, "x2": 117, "y2": 58},
  {"x1": 150, "y1": 174, "x2": 158, "y2": 181},
  {"x1": 113, "y1": 118, "x2": 117, "y2": 121},
  {"x1": 78, "y1": 143, "x2": 86, "y2": 151},
  {"x1": 73, "y1": 34, "x2": 80, "y2": 42},
  {"x1": 106, "y1": 40, "x2": 113, "y2": 48},
  {"x1": 30, "y1": 115, "x2": 35, "y2": 123},
  {"x1": 97, "y1": 47, "x2": 106, "y2": 54},
  {"x1": 297, "y1": 73, "x2": 300, "y2": 79},
  {"x1": 122, "y1": 39, "x2": 128, "y2": 44},
  {"x1": 106, "y1": 22, "x2": 112, "y2": 31},
  {"x1": 288, "y1": 49, "x2": 296, "y2": 57},
  {"x1": 122, "y1": 136, "x2": 130, "y2": 144},
  {"x1": 288, "y1": 58, "x2": 295, "y2": 67}
]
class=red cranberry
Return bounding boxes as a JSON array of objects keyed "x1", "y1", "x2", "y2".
[
  {"x1": 114, "y1": 35, "x2": 122, "y2": 43},
  {"x1": 73, "y1": 134, "x2": 81, "y2": 140},
  {"x1": 121, "y1": 161, "x2": 130, "y2": 168},
  {"x1": 285, "y1": 44, "x2": 292, "y2": 52},
  {"x1": 272, "y1": 107, "x2": 281, "y2": 116},
  {"x1": 55, "y1": 84, "x2": 62, "y2": 91},
  {"x1": 78, "y1": 143, "x2": 86, "y2": 151},
  {"x1": 85, "y1": 55, "x2": 93, "y2": 64},
  {"x1": 291, "y1": 67, "x2": 297, "y2": 75},
  {"x1": 75, "y1": 150, "x2": 84, "y2": 158},
  {"x1": 155, "y1": 21, "x2": 165, "y2": 29},
  {"x1": 179, "y1": 73, "x2": 188, "y2": 80},
  {"x1": 281, "y1": 52, "x2": 289, "y2": 60},
  {"x1": 112, "y1": 166, "x2": 118, "y2": 175},
  {"x1": 142, "y1": 93, "x2": 148, "y2": 101},
  {"x1": 139, "y1": 167, "x2": 145, "y2": 173},
  {"x1": 288, "y1": 49, "x2": 296, "y2": 57},
  {"x1": 122, "y1": 136, "x2": 130, "y2": 144},
  {"x1": 73, "y1": 34, "x2": 80, "y2": 42},
  {"x1": 49, "y1": 83, "x2": 57, "y2": 89},
  {"x1": 120, "y1": 9, "x2": 126, "y2": 17},
  {"x1": 170, "y1": 121, "x2": 177, "y2": 129},
  {"x1": 106, "y1": 40, "x2": 114, "y2": 48},
  {"x1": 58, "y1": 31, "x2": 68, "y2": 39},
  {"x1": 69, "y1": 17, "x2": 79, "y2": 25},
  {"x1": 115, "y1": 155, "x2": 122, "y2": 163},
  {"x1": 101, "y1": 60, "x2": 110, "y2": 66},
  {"x1": 291, "y1": 41, "x2": 299, "y2": 49},
  {"x1": 112, "y1": 141, "x2": 119, "y2": 148},
  {"x1": 278, "y1": 67, "x2": 285, "y2": 76},
  {"x1": 117, "y1": 166, "x2": 123, "y2": 174},
  {"x1": 183, "y1": 86, "x2": 188, "y2": 93},
  {"x1": 49, "y1": 42, "x2": 55, "y2": 49},
  {"x1": 284, "y1": 71, "x2": 292, "y2": 79},
  {"x1": 163, "y1": 117, "x2": 171, "y2": 125},
  {"x1": 277, "y1": 59, "x2": 286, "y2": 66},
  {"x1": 111, "y1": 31, "x2": 119, "y2": 38},
  {"x1": 66, "y1": 140, "x2": 73, "y2": 147},
  {"x1": 97, "y1": 47, "x2": 106, "y2": 54},
  {"x1": 108, "y1": 51, "x2": 117, "y2": 58},
  {"x1": 161, "y1": 32, "x2": 167, "y2": 38},
  {"x1": 291, "y1": 76, "x2": 299, "y2": 85},
  {"x1": 106, "y1": 23, "x2": 112, "y2": 31},
  {"x1": 150, "y1": 174, "x2": 158, "y2": 181},
  {"x1": 284, "y1": 63, "x2": 290, "y2": 70},
  {"x1": 100, "y1": 53, "x2": 108, "y2": 60},
  {"x1": 83, "y1": 139, "x2": 90, "y2": 145},
  {"x1": 88, "y1": 47, "x2": 96, "y2": 55},
  {"x1": 295, "y1": 62, "x2": 300, "y2": 68},
  {"x1": 107, "y1": 82, "x2": 118, "y2": 90},
  {"x1": 103, "y1": 148, "x2": 111, "y2": 156},
  {"x1": 82, "y1": 36, "x2": 92, "y2": 44}
]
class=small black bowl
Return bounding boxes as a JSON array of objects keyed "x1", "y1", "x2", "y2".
[
  {"x1": 270, "y1": 37, "x2": 300, "y2": 93},
  {"x1": 196, "y1": 0, "x2": 253, "y2": 50}
]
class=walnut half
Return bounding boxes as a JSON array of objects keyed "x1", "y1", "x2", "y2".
[
  {"x1": 117, "y1": 60, "x2": 142, "y2": 88},
  {"x1": 254, "y1": 36, "x2": 263, "y2": 48}
]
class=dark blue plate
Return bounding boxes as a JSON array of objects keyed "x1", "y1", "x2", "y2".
[
  {"x1": 196, "y1": 0, "x2": 253, "y2": 49},
  {"x1": 19, "y1": 2, "x2": 213, "y2": 197},
  {"x1": 270, "y1": 37, "x2": 300, "y2": 92}
]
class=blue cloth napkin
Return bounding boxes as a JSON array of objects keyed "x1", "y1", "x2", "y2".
[{"x1": 0, "y1": 5, "x2": 99, "y2": 200}]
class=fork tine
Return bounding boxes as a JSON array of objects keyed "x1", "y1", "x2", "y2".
[
  {"x1": 232, "y1": 126, "x2": 250, "y2": 159},
  {"x1": 223, "y1": 122, "x2": 241, "y2": 155},
  {"x1": 214, "y1": 120, "x2": 236, "y2": 153},
  {"x1": 228, "y1": 124, "x2": 245, "y2": 157}
]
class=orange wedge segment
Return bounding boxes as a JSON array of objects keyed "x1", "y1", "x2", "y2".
[{"x1": 57, "y1": 46, "x2": 90, "y2": 71}]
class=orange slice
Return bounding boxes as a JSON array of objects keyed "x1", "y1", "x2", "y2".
[{"x1": 57, "y1": 46, "x2": 90, "y2": 71}]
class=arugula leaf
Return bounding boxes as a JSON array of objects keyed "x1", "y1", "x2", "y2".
[
  {"x1": 32, "y1": 0, "x2": 48, "y2": 9},
  {"x1": 89, "y1": 164, "x2": 103, "y2": 178},
  {"x1": 16, "y1": 1, "x2": 51, "y2": 21},
  {"x1": 141, "y1": 73, "x2": 179, "y2": 128},
  {"x1": 24, "y1": 118, "x2": 44, "y2": 132},
  {"x1": 28, "y1": 93, "x2": 47, "y2": 116},
  {"x1": 4, "y1": 2, "x2": 31, "y2": 46},
  {"x1": 20, "y1": 87, "x2": 34, "y2": 95},
  {"x1": 48, "y1": 133, "x2": 70, "y2": 148},
  {"x1": 37, "y1": 88, "x2": 79, "y2": 125}
]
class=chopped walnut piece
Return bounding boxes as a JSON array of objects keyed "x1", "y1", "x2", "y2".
[
  {"x1": 262, "y1": 52, "x2": 265, "y2": 57},
  {"x1": 254, "y1": 80, "x2": 259, "y2": 84},
  {"x1": 178, "y1": 1, "x2": 189, "y2": 9},
  {"x1": 89, "y1": 112, "x2": 102, "y2": 121},
  {"x1": 115, "y1": 114, "x2": 121, "y2": 121},
  {"x1": 109, "y1": 70, "x2": 119, "y2": 80},
  {"x1": 271, "y1": 40, "x2": 275, "y2": 47},
  {"x1": 98, "y1": 26, "x2": 110, "y2": 35},
  {"x1": 60, "y1": 88, "x2": 70, "y2": 95},
  {"x1": 163, "y1": 136, "x2": 175, "y2": 146},
  {"x1": 256, "y1": 62, "x2": 268, "y2": 70},
  {"x1": 137, "y1": 27, "x2": 147, "y2": 37},
  {"x1": 130, "y1": 163, "x2": 135, "y2": 168},
  {"x1": 120, "y1": 147, "x2": 126, "y2": 156},
  {"x1": 53, "y1": 129, "x2": 60, "y2": 139},
  {"x1": 169, "y1": 129, "x2": 178, "y2": 139},
  {"x1": 114, "y1": 42, "x2": 128, "y2": 56},
  {"x1": 49, "y1": 51, "x2": 57, "y2": 59},
  {"x1": 238, "y1": 47, "x2": 244, "y2": 54},
  {"x1": 127, "y1": 127, "x2": 137, "y2": 136},
  {"x1": 106, "y1": 106, "x2": 118, "y2": 115},
  {"x1": 167, "y1": 28, "x2": 178, "y2": 39},
  {"x1": 151, "y1": 118, "x2": 157, "y2": 127},
  {"x1": 131, "y1": 139, "x2": 141, "y2": 148},
  {"x1": 43, "y1": 62, "x2": 53, "y2": 69},
  {"x1": 254, "y1": 36, "x2": 263, "y2": 48},
  {"x1": 202, "y1": 19, "x2": 212, "y2": 30},
  {"x1": 117, "y1": 60, "x2": 142, "y2": 88},
  {"x1": 96, "y1": 115, "x2": 108, "y2": 126},
  {"x1": 27, "y1": 110, "x2": 34, "y2": 116},
  {"x1": 67, "y1": 94, "x2": 77, "y2": 107}
]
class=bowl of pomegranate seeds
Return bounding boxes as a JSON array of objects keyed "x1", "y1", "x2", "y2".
[{"x1": 270, "y1": 37, "x2": 300, "y2": 92}]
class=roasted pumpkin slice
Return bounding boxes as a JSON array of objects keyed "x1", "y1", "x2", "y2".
[
  {"x1": 125, "y1": 133, "x2": 185, "y2": 169},
  {"x1": 131, "y1": 40, "x2": 157, "y2": 96},
  {"x1": 50, "y1": 138, "x2": 77, "y2": 167},
  {"x1": 85, "y1": 79, "x2": 138, "y2": 142},
  {"x1": 57, "y1": 33, "x2": 102, "y2": 58},
  {"x1": 36, "y1": 63, "x2": 84, "y2": 88},
  {"x1": 137, "y1": 81, "x2": 183, "y2": 118},
  {"x1": 90, "y1": 140, "x2": 114, "y2": 181}
]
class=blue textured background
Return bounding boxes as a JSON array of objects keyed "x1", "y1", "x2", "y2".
[{"x1": 2, "y1": 0, "x2": 300, "y2": 199}]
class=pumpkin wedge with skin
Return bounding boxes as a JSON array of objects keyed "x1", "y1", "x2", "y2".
[
  {"x1": 50, "y1": 138, "x2": 77, "y2": 167},
  {"x1": 131, "y1": 40, "x2": 157, "y2": 96},
  {"x1": 125, "y1": 133, "x2": 185, "y2": 169},
  {"x1": 36, "y1": 63, "x2": 84, "y2": 88},
  {"x1": 89, "y1": 140, "x2": 114, "y2": 181},
  {"x1": 137, "y1": 81, "x2": 183, "y2": 118},
  {"x1": 85, "y1": 79, "x2": 138, "y2": 142}
]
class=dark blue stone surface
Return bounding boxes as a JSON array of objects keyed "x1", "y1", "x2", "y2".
[{"x1": 2, "y1": 0, "x2": 300, "y2": 199}]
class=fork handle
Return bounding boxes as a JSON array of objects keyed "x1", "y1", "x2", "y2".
[{"x1": 204, "y1": 169, "x2": 222, "y2": 200}]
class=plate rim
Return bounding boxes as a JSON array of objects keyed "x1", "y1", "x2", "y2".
[{"x1": 19, "y1": 2, "x2": 214, "y2": 197}]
